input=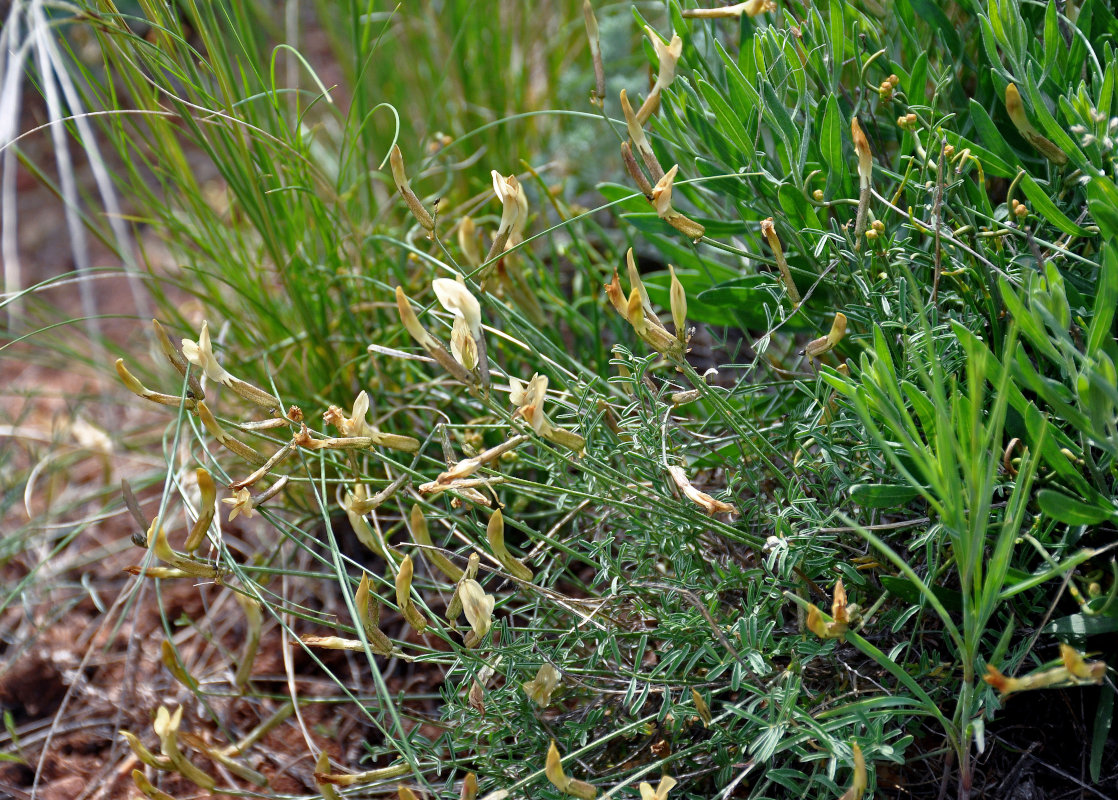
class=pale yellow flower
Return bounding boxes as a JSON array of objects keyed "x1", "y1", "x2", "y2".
[
  {"x1": 450, "y1": 316, "x2": 479, "y2": 370},
  {"x1": 491, "y1": 171, "x2": 528, "y2": 244},
  {"x1": 522, "y1": 663, "x2": 560, "y2": 707},
  {"x1": 640, "y1": 776, "x2": 677, "y2": 800},
  {"x1": 432, "y1": 278, "x2": 482, "y2": 339},
  {"x1": 181, "y1": 321, "x2": 232, "y2": 384},
  {"x1": 458, "y1": 578, "x2": 495, "y2": 642},
  {"x1": 509, "y1": 373, "x2": 550, "y2": 435}
]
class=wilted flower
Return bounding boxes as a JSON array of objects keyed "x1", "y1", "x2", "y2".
[
  {"x1": 839, "y1": 743, "x2": 866, "y2": 800},
  {"x1": 324, "y1": 390, "x2": 374, "y2": 438},
  {"x1": 620, "y1": 89, "x2": 664, "y2": 182},
  {"x1": 181, "y1": 321, "x2": 277, "y2": 409},
  {"x1": 395, "y1": 555, "x2": 429, "y2": 633},
  {"x1": 802, "y1": 313, "x2": 848, "y2": 360},
  {"x1": 850, "y1": 118, "x2": 873, "y2": 241},
  {"x1": 806, "y1": 579, "x2": 850, "y2": 640},
  {"x1": 667, "y1": 465, "x2": 737, "y2": 515},
  {"x1": 669, "y1": 265, "x2": 688, "y2": 343},
  {"x1": 650, "y1": 166, "x2": 705, "y2": 241},
  {"x1": 222, "y1": 487, "x2": 256, "y2": 521},
  {"x1": 984, "y1": 643, "x2": 1106, "y2": 697},
  {"x1": 584, "y1": 0, "x2": 605, "y2": 106},
  {"x1": 1005, "y1": 83, "x2": 1068, "y2": 165},
  {"x1": 508, "y1": 373, "x2": 586, "y2": 453},
  {"x1": 433, "y1": 278, "x2": 482, "y2": 339},
  {"x1": 509, "y1": 373, "x2": 550, "y2": 435},
  {"x1": 152, "y1": 705, "x2": 216, "y2": 790},
  {"x1": 636, "y1": 28, "x2": 683, "y2": 124},
  {"x1": 682, "y1": 0, "x2": 775, "y2": 17},
  {"x1": 433, "y1": 278, "x2": 484, "y2": 373},
  {"x1": 488, "y1": 171, "x2": 529, "y2": 261},
  {"x1": 395, "y1": 286, "x2": 478, "y2": 386},
  {"x1": 605, "y1": 249, "x2": 686, "y2": 357},
  {"x1": 458, "y1": 216, "x2": 481, "y2": 267},
  {"x1": 760, "y1": 218, "x2": 800, "y2": 305},
  {"x1": 485, "y1": 509, "x2": 535, "y2": 582}
]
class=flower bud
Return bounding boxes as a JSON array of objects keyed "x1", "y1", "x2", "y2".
[
  {"x1": 389, "y1": 144, "x2": 436, "y2": 230},
  {"x1": 545, "y1": 740, "x2": 597, "y2": 800}
]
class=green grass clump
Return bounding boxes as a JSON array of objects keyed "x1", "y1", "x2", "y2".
[{"x1": 6, "y1": 0, "x2": 1118, "y2": 798}]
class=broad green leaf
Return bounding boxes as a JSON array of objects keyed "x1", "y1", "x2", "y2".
[
  {"x1": 879, "y1": 576, "x2": 964, "y2": 612},
  {"x1": 1091, "y1": 685, "x2": 1115, "y2": 783},
  {"x1": 1018, "y1": 172, "x2": 1094, "y2": 237},
  {"x1": 1087, "y1": 243, "x2": 1118, "y2": 354},
  {"x1": 849, "y1": 483, "x2": 922, "y2": 509},
  {"x1": 827, "y1": 0, "x2": 844, "y2": 89},
  {"x1": 820, "y1": 94, "x2": 843, "y2": 196},
  {"x1": 907, "y1": 52, "x2": 928, "y2": 106},
  {"x1": 696, "y1": 275, "x2": 810, "y2": 329},
  {"x1": 1087, "y1": 176, "x2": 1118, "y2": 240},
  {"x1": 967, "y1": 97, "x2": 1018, "y2": 166},
  {"x1": 1044, "y1": 612, "x2": 1118, "y2": 636},
  {"x1": 910, "y1": 0, "x2": 960, "y2": 52},
  {"x1": 1037, "y1": 489, "x2": 1113, "y2": 525}
]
